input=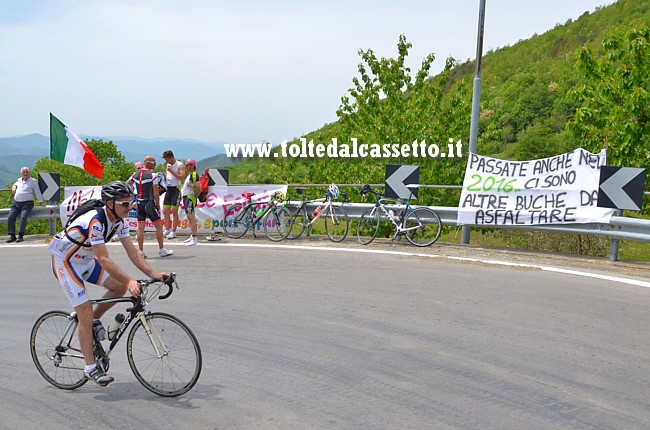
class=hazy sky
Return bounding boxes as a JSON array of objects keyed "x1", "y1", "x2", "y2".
[{"x1": 0, "y1": 0, "x2": 614, "y2": 145}]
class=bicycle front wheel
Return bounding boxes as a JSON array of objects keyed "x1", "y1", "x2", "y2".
[
  {"x1": 223, "y1": 204, "x2": 250, "y2": 238},
  {"x1": 357, "y1": 208, "x2": 380, "y2": 245},
  {"x1": 127, "y1": 312, "x2": 202, "y2": 397},
  {"x1": 287, "y1": 205, "x2": 308, "y2": 240},
  {"x1": 30, "y1": 310, "x2": 88, "y2": 390},
  {"x1": 264, "y1": 206, "x2": 292, "y2": 241},
  {"x1": 404, "y1": 207, "x2": 442, "y2": 247},
  {"x1": 324, "y1": 205, "x2": 349, "y2": 242}
]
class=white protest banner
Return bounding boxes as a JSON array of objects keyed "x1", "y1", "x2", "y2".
[
  {"x1": 180, "y1": 184, "x2": 288, "y2": 234},
  {"x1": 457, "y1": 148, "x2": 615, "y2": 226},
  {"x1": 61, "y1": 184, "x2": 288, "y2": 234}
]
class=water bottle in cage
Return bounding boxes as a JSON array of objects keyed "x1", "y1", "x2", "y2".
[
  {"x1": 108, "y1": 313, "x2": 125, "y2": 340},
  {"x1": 312, "y1": 206, "x2": 322, "y2": 219}
]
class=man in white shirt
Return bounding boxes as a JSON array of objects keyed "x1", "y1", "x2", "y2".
[
  {"x1": 161, "y1": 150, "x2": 185, "y2": 239},
  {"x1": 7, "y1": 166, "x2": 45, "y2": 243}
]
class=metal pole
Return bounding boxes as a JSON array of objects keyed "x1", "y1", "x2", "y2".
[
  {"x1": 609, "y1": 209, "x2": 623, "y2": 261},
  {"x1": 461, "y1": 0, "x2": 486, "y2": 245}
]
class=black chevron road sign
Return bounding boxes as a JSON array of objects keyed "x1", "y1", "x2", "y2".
[
  {"x1": 38, "y1": 172, "x2": 61, "y2": 202},
  {"x1": 207, "y1": 169, "x2": 229, "y2": 186},
  {"x1": 597, "y1": 166, "x2": 645, "y2": 211},
  {"x1": 385, "y1": 164, "x2": 419, "y2": 199}
]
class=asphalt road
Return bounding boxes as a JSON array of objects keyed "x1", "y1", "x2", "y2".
[{"x1": 1, "y1": 239, "x2": 650, "y2": 429}]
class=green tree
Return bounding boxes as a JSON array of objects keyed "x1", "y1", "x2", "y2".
[
  {"x1": 336, "y1": 34, "x2": 456, "y2": 148},
  {"x1": 567, "y1": 26, "x2": 650, "y2": 168}
]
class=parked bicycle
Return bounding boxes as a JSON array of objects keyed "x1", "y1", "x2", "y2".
[
  {"x1": 30, "y1": 273, "x2": 202, "y2": 397},
  {"x1": 287, "y1": 184, "x2": 349, "y2": 242},
  {"x1": 356, "y1": 184, "x2": 442, "y2": 247},
  {"x1": 223, "y1": 190, "x2": 292, "y2": 241}
]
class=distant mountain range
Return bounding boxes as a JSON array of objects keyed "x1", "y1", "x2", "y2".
[{"x1": 0, "y1": 133, "x2": 232, "y2": 186}]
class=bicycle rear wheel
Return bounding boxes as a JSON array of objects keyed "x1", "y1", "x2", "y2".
[
  {"x1": 264, "y1": 206, "x2": 292, "y2": 241},
  {"x1": 287, "y1": 205, "x2": 308, "y2": 240},
  {"x1": 127, "y1": 312, "x2": 202, "y2": 397},
  {"x1": 404, "y1": 207, "x2": 442, "y2": 247},
  {"x1": 324, "y1": 205, "x2": 349, "y2": 242},
  {"x1": 357, "y1": 208, "x2": 380, "y2": 245},
  {"x1": 223, "y1": 204, "x2": 250, "y2": 238},
  {"x1": 30, "y1": 310, "x2": 88, "y2": 390}
]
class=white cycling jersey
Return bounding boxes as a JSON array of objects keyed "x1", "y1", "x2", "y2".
[{"x1": 48, "y1": 207, "x2": 130, "y2": 261}]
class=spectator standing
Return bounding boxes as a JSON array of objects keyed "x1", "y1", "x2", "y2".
[
  {"x1": 126, "y1": 156, "x2": 174, "y2": 258},
  {"x1": 114, "y1": 161, "x2": 145, "y2": 243},
  {"x1": 6, "y1": 167, "x2": 45, "y2": 243},
  {"x1": 129, "y1": 162, "x2": 143, "y2": 193},
  {"x1": 181, "y1": 159, "x2": 201, "y2": 246},
  {"x1": 161, "y1": 150, "x2": 185, "y2": 239}
]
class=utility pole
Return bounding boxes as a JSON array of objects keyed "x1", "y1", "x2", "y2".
[{"x1": 461, "y1": 0, "x2": 486, "y2": 245}]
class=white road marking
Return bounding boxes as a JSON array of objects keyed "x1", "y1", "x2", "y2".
[{"x1": 4, "y1": 241, "x2": 649, "y2": 288}]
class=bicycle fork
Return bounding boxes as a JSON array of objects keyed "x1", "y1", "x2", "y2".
[{"x1": 138, "y1": 312, "x2": 169, "y2": 359}]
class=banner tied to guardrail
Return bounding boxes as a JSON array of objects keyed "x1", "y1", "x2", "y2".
[
  {"x1": 60, "y1": 185, "x2": 288, "y2": 234},
  {"x1": 457, "y1": 148, "x2": 615, "y2": 226}
]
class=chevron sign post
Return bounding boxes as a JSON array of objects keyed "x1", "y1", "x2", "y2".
[{"x1": 385, "y1": 164, "x2": 420, "y2": 199}]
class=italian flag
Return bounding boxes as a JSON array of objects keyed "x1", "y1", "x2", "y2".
[{"x1": 50, "y1": 113, "x2": 104, "y2": 179}]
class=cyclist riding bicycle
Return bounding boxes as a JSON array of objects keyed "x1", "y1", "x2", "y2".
[{"x1": 47, "y1": 181, "x2": 169, "y2": 386}]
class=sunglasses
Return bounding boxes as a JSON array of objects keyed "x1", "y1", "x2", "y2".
[{"x1": 115, "y1": 201, "x2": 133, "y2": 207}]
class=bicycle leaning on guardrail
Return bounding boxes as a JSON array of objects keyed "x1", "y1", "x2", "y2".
[
  {"x1": 30, "y1": 273, "x2": 202, "y2": 397},
  {"x1": 356, "y1": 184, "x2": 442, "y2": 247},
  {"x1": 287, "y1": 184, "x2": 349, "y2": 243},
  {"x1": 223, "y1": 191, "x2": 292, "y2": 241}
]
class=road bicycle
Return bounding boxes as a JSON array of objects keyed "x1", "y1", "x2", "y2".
[
  {"x1": 287, "y1": 187, "x2": 349, "y2": 242},
  {"x1": 223, "y1": 191, "x2": 292, "y2": 241},
  {"x1": 356, "y1": 184, "x2": 442, "y2": 247},
  {"x1": 30, "y1": 273, "x2": 202, "y2": 397}
]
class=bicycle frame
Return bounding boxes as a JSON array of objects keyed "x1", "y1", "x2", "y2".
[
  {"x1": 303, "y1": 196, "x2": 329, "y2": 227},
  {"x1": 54, "y1": 278, "x2": 175, "y2": 365},
  {"x1": 295, "y1": 192, "x2": 347, "y2": 227},
  {"x1": 230, "y1": 197, "x2": 286, "y2": 229},
  {"x1": 366, "y1": 192, "x2": 422, "y2": 239}
]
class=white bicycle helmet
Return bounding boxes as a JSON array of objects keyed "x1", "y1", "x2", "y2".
[{"x1": 327, "y1": 183, "x2": 340, "y2": 199}]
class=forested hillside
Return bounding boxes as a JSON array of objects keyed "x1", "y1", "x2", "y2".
[{"x1": 225, "y1": 0, "x2": 650, "y2": 210}]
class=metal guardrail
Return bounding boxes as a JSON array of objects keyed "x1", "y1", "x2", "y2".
[
  {"x1": 292, "y1": 201, "x2": 650, "y2": 241},
  {"x1": 2, "y1": 199, "x2": 650, "y2": 262},
  {"x1": 0, "y1": 205, "x2": 60, "y2": 236}
]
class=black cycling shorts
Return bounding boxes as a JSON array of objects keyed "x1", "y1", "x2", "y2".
[
  {"x1": 136, "y1": 200, "x2": 161, "y2": 222},
  {"x1": 163, "y1": 186, "x2": 181, "y2": 208}
]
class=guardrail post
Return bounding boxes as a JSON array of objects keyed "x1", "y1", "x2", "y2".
[
  {"x1": 48, "y1": 201, "x2": 57, "y2": 236},
  {"x1": 608, "y1": 210, "x2": 623, "y2": 262}
]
